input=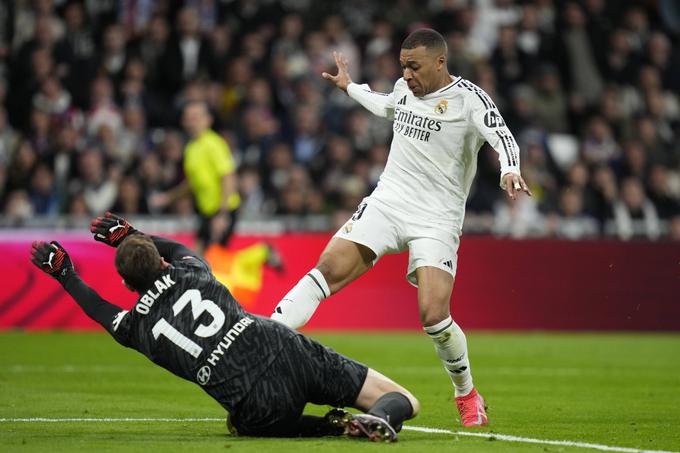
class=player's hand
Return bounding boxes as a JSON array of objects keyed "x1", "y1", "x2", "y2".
[
  {"x1": 90, "y1": 212, "x2": 137, "y2": 247},
  {"x1": 502, "y1": 173, "x2": 532, "y2": 200},
  {"x1": 322, "y1": 51, "x2": 353, "y2": 92},
  {"x1": 30, "y1": 241, "x2": 75, "y2": 282}
]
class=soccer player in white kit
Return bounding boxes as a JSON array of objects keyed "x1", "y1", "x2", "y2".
[{"x1": 272, "y1": 29, "x2": 532, "y2": 427}]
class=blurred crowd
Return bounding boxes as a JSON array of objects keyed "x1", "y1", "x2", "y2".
[{"x1": 0, "y1": 0, "x2": 679, "y2": 240}]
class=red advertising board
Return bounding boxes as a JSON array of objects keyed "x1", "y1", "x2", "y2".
[{"x1": 2, "y1": 232, "x2": 679, "y2": 331}]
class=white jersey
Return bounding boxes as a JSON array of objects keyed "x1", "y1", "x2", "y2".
[{"x1": 347, "y1": 77, "x2": 520, "y2": 233}]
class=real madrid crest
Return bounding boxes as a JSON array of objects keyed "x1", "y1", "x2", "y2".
[
  {"x1": 344, "y1": 221, "x2": 353, "y2": 233},
  {"x1": 435, "y1": 99, "x2": 448, "y2": 114}
]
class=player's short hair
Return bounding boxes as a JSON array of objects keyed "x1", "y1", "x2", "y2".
[
  {"x1": 115, "y1": 234, "x2": 163, "y2": 292},
  {"x1": 401, "y1": 28, "x2": 447, "y2": 54},
  {"x1": 183, "y1": 99, "x2": 211, "y2": 117}
]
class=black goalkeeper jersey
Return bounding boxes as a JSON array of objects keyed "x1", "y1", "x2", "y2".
[{"x1": 103, "y1": 256, "x2": 297, "y2": 413}]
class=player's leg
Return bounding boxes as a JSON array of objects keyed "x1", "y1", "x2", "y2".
[
  {"x1": 324, "y1": 368, "x2": 420, "y2": 443},
  {"x1": 416, "y1": 265, "x2": 473, "y2": 394},
  {"x1": 194, "y1": 213, "x2": 212, "y2": 255},
  {"x1": 217, "y1": 208, "x2": 238, "y2": 247},
  {"x1": 228, "y1": 338, "x2": 346, "y2": 438},
  {"x1": 271, "y1": 198, "x2": 399, "y2": 329},
  {"x1": 270, "y1": 238, "x2": 375, "y2": 329},
  {"x1": 408, "y1": 234, "x2": 488, "y2": 427},
  {"x1": 352, "y1": 368, "x2": 420, "y2": 425},
  {"x1": 291, "y1": 330, "x2": 418, "y2": 442},
  {"x1": 416, "y1": 266, "x2": 488, "y2": 426}
]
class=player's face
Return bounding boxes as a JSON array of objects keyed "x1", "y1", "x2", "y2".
[
  {"x1": 182, "y1": 104, "x2": 211, "y2": 137},
  {"x1": 399, "y1": 46, "x2": 446, "y2": 97}
]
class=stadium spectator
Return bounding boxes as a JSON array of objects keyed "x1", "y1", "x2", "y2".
[
  {"x1": 161, "y1": 7, "x2": 213, "y2": 95},
  {"x1": 0, "y1": 106, "x2": 20, "y2": 166},
  {"x1": 70, "y1": 148, "x2": 118, "y2": 215},
  {"x1": 530, "y1": 64, "x2": 568, "y2": 133},
  {"x1": 28, "y1": 162, "x2": 57, "y2": 215},
  {"x1": 493, "y1": 194, "x2": 545, "y2": 238},
  {"x1": 611, "y1": 177, "x2": 661, "y2": 240},
  {"x1": 647, "y1": 164, "x2": 680, "y2": 220},
  {"x1": 546, "y1": 186, "x2": 599, "y2": 239},
  {"x1": 55, "y1": 0, "x2": 96, "y2": 108},
  {"x1": 86, "y1": 75, "x2": 122, "y2": 138},
  {"x1": 112, "y1": 174, "x2": 147, "y2": 215},
  {"x1": 6, "y1": 141, "x2": 37, "y2": 195},
  {"x1": 4, "y1": 189, "x2": 33, "y2": 223}
]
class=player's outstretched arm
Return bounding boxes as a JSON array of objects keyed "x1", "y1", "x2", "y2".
[
  {"x1": 91, "y1": 212, "x2": 207, "y2": 268},
  {"x1": 322, "y1": 51, "x2": 396, "y2": 119},
  {"x1": 322, "y1": 51, "x2": 353, "y2": 92},
  {"x1": 30, "y1": 241, "x2": 124, "y2": 333}
]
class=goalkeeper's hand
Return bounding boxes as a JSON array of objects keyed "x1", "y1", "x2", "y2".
[
  {"x1": 90, "y1": 212, "x2": 137, "y2": 247},
  {"x1": 30, "y1": 241, "x2": 75, "y2": 283}
]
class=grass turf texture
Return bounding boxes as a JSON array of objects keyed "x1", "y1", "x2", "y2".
[{"x1": 0, "y1": 332, "x2": 679, "y2": 452}]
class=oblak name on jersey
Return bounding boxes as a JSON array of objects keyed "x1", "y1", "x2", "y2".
[{"x1": 135, "y1": 274, "x2": 176, "y2": 314}]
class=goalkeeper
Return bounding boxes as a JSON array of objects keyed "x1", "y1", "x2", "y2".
[{"x1": 29, "y1": 213, "x2": 419, "y2": 442}]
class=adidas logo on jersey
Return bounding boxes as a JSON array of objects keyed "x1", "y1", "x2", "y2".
[
  {"x1": 443, "y1": 260, "x2": 453, "y2": 270},
  {"x1": 397, "y1": 95, "x2": 407, "y2": 105}
]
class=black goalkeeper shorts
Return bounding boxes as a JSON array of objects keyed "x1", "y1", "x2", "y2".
[{"x1": 229, "y1": 333, "x2": 368, "y2": 437}]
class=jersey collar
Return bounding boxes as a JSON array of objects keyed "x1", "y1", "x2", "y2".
[{"x1": 422, "y1": 76, "x2": 461, "y2": 99}]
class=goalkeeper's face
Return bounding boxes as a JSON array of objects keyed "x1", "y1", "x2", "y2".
[{"x1": 399, "y1": 46, "x2": 446, "y2": 97}]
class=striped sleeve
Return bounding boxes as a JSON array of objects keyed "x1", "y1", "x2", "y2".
[{"x1": 465, "y1": 82, "x2": 521, "y2": 188}]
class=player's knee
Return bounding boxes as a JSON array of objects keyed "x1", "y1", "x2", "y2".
[
  {"x1": 419, "y1": 308, "x2": 450, "y2": 328},
  {"x1": 314, "y1": 261, "x2": 339, "y2": 290},
  {"x1": 405, "y1": 392, "x2": 420, "y2": 418},
  {"x1": 316, "y1": 257, "x2": 353, "y2": 294}
]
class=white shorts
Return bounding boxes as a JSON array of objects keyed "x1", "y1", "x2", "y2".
[{"x1": 333, "y1": 198, "x2": 460, "y2": 286}]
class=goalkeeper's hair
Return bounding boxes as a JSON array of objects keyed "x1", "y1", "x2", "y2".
[
  {"x1": 115, "y1": 234, "x2": 163, "y2": 292},
  {"x1": 401, "y1": 28, "x2": 447, "y2": 54}
]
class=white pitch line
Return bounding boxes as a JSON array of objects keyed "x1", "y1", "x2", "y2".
[
  {"x1": 0, "y1": 418, "x2": 676, "y2": 453},
  {"x1": 402, "y1": 426, "x2": 678, "y2": 453}
]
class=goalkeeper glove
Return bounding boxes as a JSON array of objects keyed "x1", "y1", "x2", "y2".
[
  {"x1": 90, "y1": 212, "x2": 137, "y2": 247},
  {"x1": 30, "y1": 241, "x2": 75, "y2": 283}
]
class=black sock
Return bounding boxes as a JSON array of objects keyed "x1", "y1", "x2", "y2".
[{"x1": 368, "y1": 392, "x2": 413, "y2": 432}]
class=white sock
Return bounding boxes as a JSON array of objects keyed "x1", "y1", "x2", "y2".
[
  {"x1": 271, "y1": 268, "x2": 330, "y2": 329},
  {"x1": 424, "y1": 316, "x2": 474, "y2": 397}
]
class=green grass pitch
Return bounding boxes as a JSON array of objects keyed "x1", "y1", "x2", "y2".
[{"x1": 1, "y1": 331, "x2": 679, "y2": 452}]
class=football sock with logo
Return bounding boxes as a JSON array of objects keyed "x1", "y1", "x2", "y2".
[
  {"x1": 368, "y1": 392, "x2": 414, "y2": 432},
  {"x1": 424, "y1": 316, "x2": 474, "y2": 397},
  {"x1": 271, "y1": 268, "x2": 330, "y2": 329}
]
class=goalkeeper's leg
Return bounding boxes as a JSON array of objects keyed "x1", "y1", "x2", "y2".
[{"x1": 271, "y1": 238, "x2": 375, "y2": 329}]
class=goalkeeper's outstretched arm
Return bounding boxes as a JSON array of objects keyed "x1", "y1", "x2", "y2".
[
  {"x1": 62, "y1": 273, "x2": 124, "y2": 332},
  {"x1": 90, "y1": 212, "x2": 208, "y2": 268},
  {"x1": 30, "y1": 241, "x2": 124, "y2": 334}
]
